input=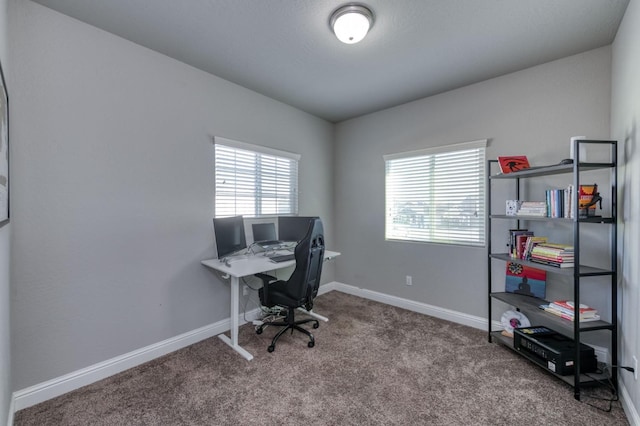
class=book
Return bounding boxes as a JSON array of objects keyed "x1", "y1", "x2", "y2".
[
  {"x1": 530, "y1": 253, "x2": 574, "y2": 263},
  {"x1": 529, "y1": 258, "x2": 574, "y2": 268},
  {"x1": 546, "y1": 307, "x2": 598, "y2": 320},
  {"x1": 540, "y1": 304, "x2": 601, "y2": 322},
  {"x1": 546, "y1": 189, "x2": 565, "y2": 218},
  {"x1": 515, "y1": 234, "x2": 531, "y2": 259},
  {"x1": 533, "y1": 242, "x2": 574, "y2": 251},
  {"x1": 549, "y1": 300, "x2": 598, "y2": 315},
  {"x1": 545, "y1": 310, "x2": 600, "y2": 322},
  {"x1": 508, "y1": 229, "x2": 533, "y2": 258},
  {"x1": 505, "y1": 262, "x2": 546, "y2": 299},
  {"x1": 516, "y1": 201, "x2": 547, "y2": 217},
  {"x1": 523, "y1": 236, "x2": 548, "y2": 260},
  {"x1": 530, "y1": 243, "x2": 574, "y2": 266},
  {"x1": 531, "y1": 243, "x2": 574, "y2": 257},
  {"x1": 497, "y1": 156, "x2": 531, "y2": 174},
  {"x1": 564, "y1": 184, "x2": 575, "y2": 219}
]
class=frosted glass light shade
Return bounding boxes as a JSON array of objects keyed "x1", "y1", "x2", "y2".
[{"x1": 330, "y1": 5, "x2": 374, "y2": 44}]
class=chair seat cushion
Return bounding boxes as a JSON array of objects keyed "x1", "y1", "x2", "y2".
[{"x1": 259, "y1": 280, "x2": 301, "y2": 308}]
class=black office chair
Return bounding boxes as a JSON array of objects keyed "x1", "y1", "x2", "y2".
[{"x1": 254, "y1": 218, "x2": 325, "y2": 352}]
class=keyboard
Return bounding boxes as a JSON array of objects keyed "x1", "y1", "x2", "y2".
[
  {"x1": 269, "y1": 254, "x2": 295, "y2": 263},
  {"x1": 258, "y1": 240, "x2": 282, "y2": 247}
]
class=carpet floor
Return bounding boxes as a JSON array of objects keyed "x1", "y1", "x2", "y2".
[{"x1": 14, "y1": 291, "x2": 628, "y2": 425}]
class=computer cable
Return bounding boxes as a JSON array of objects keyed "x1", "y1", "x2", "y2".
[
  {"x1": 241, "y1": 276, "x2": 288, "y2": 326},
  {"x1": 579, "y1": 382, "x2": 618, "y2": 412},
  {"x1": 608, "y1": 364, "x2": 636, "y2": 374},
  {"x1": 246, "y1": 242, "x2": 259, "y2": 255},
  {"x1": 241, "y1": 276, "x2": 263, "y2": 324},
  {"x1": 241, "y1": 276, "x2": 261, "y2": 291},
  {"x1": 580, "y1": 365, "x2": 623, "y2": 413}
]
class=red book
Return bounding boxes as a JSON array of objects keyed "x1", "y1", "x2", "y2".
[{"x1": 498, "y1": 156, "x2": 530, "y2": 174}]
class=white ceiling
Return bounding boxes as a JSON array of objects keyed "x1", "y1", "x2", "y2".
[{"x1": 32, "y1": 0, "x2": 629, "y2": 123}]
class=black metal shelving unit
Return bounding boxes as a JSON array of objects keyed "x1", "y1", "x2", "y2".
[{"x1": 486, "y1": 140, "x2": 618, "y2": 401}]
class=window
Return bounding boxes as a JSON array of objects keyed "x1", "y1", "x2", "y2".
[
  {"x1": 384, "y1": 139, "x2": 486, "y2": 246},
  {"x1": 214, "y1": 137, "x2": 300, "y2": 217}
]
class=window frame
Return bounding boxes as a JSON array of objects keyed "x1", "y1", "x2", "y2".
[
  {"x1": 383, "y1": 139, "x2": 487, "y2": 247},
  {"x1": 214, "y1": 136, "x2": 300, "y2": 218}
]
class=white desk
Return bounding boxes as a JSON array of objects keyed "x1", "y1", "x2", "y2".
[{"x1": 201, "y1": 250, "x2": 340, "y2": 360}]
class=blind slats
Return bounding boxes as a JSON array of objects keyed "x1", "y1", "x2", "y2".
[
  {"x1": 385, "y1": 146, "x2": 486, "y2": 246},
  {"x1": 215, "y1": 143, "x2": 299, "y2": 217}
]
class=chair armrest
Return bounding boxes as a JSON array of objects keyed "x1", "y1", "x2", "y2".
[{"x1": 254, "y1": 273, "x2": 276, "y2": 285}]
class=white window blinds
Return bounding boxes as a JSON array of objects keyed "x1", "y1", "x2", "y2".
[
  {"x1": 384, "y1": 140, "x2": 486, "y2": 246},
  {"x1": 214, "y1": 137, "x2": 300, "y2": 218}
]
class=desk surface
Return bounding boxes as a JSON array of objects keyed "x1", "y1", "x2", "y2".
[{"x1": 201, "y1": 250, "x2": 340, "y2": 278}]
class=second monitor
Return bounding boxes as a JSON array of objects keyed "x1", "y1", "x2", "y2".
[
  {"x1": 251, "y1": 222, "x2": 281, "y2": 247},
  {"x1": 278, "y1": 216, "x2": 319, "y2": 243}
]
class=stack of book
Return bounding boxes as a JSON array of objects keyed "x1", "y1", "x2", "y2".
[
  {"x1": 522, "y1": 236, "x2": 548, "y2": 260},
  {"x1": 541, "y1": 300, "x2": 600, "y2": 322},
  {"x1": 529, "y1": 243, "x2": 574, "y2": 268},
  {"x1": 516, "y1": 201, "x2": 547, "y2": 217}
]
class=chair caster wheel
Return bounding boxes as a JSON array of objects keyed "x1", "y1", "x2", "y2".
[
  {"x1": 256, "y1": 327, "x2": 263, "y2": 335},
  {"x1": 313, "y1": 322, "x2": 319, "y2": 329},
  {"x1": 308, "y1": 341, "x2": 315, "y2": 348},
  {"x1": 267, "y1": 345, "x2": 275, "y2": 353}
]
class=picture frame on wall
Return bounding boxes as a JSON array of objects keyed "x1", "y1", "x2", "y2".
[{"x1": 0, "y1": 60, "x2": 8, "y2": 227}]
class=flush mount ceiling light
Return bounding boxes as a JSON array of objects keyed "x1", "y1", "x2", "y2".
[{"x1": 330, "y1": 4, "x2": 374, "y2": 44}]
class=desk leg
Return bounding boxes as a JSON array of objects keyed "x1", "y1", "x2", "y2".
[
  {"x1": 297, "y1": 308, "x2": 328, "y2": 322},
  {"x1": 218, "y1": 276, "x2": 254, "y2": 361}
]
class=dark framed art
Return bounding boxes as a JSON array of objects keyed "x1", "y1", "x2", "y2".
[{"x1": 0, "y1": 59, "x2": 7, "y2": 227}]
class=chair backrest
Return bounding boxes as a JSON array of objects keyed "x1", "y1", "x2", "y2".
[{"x1": 286, "y1": 217, "x2": 325, "y2": 309}]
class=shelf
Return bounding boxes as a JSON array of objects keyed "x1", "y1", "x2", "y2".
[
  {"x1": 490, "y1": 292, "x2": 613, "y2": 333},
  {"x1": 490, "y1": 162, "x2": 615, "y2": 179},
  {"x1": 490, "y1": 253, "x2": 614, "y2": 276},
  {"x1": 487, "y1": 141, "x2": 617, "y2": 400},
  {"x1": 490, "y1": 331, "x2": 611, "y2": 386},
  {"x1": 490, "y1": 214, "x2": 615, "y2": 224}
]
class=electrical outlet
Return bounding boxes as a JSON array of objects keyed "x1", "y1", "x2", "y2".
[
  {"x1": 243, "y1": 285, "x2": 249, "y2": 296},
  {"x1": 406, "y1": 275, "x2": 412, "y2": 286},
  {"x1": 633, "y1": 355, "x2": 638, "y2": 380}
]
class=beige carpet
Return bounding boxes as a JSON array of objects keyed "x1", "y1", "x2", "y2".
[{"x1": 15, "y1": 291, "x2": 628, "y2": 425}]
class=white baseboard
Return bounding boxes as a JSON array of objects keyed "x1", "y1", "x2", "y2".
[
  {"x1": 620, "y1": 381, "x2": 640, "y2": 426},
  {"x1": 6, "y1": 395, "x2": 14, "y2": 426},
  {"x1": 13, "y1": 313, "x2": 243, "y2": 411},
  {"x1": 329, "y1": 281, "x2": 489, "y2": 330},
  {"x1": 327, "y1": 282, "x2": 613, "y2": 364},
  {"x1": 11, "y1": 283, "x2": 337, "y2": 412}
]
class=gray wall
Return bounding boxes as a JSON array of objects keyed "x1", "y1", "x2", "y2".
[
  {"x1": 334, "y1": 47, "x2": 612, "y2": 319},
  {"x1": 612, "y1": 0, "x2": 640, "y2": 417},
  {"x1": 7, "y1": 2, "x2": 638, "y2": 422},
  {"x1": 0, "y1": 0, "x2": 9, "y2": 422},
  {"x1": 10, "y1": 1, "x2": 333, "y2": 390}
]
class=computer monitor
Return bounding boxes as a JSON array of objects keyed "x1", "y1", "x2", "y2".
[
  {"x1": 212, "y1": 215, "x2": 247, "y2": 259},
  {"x1": 252, "y1": 222, "x2": 277, "y2": 243},
  {"x1": 278, "y1": 216, "x2": 318, "y2": 243}
]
